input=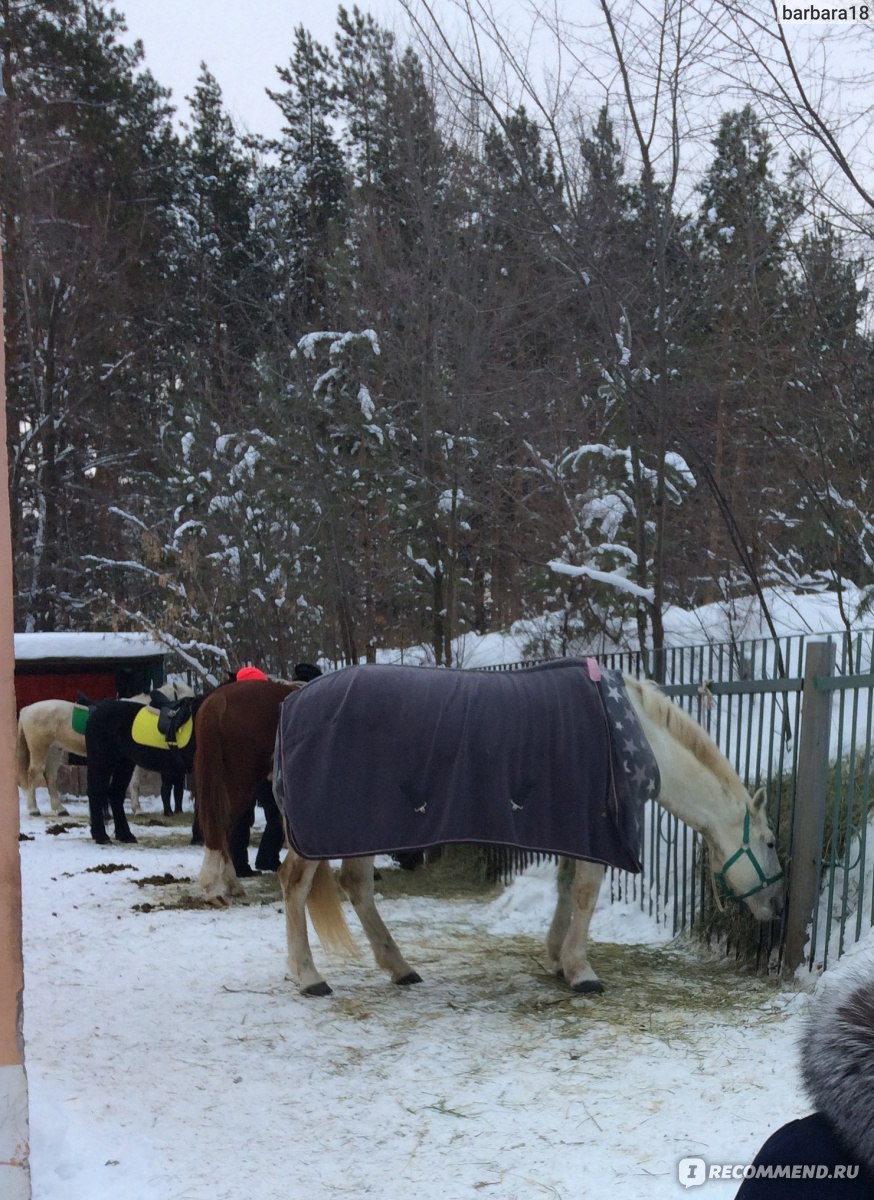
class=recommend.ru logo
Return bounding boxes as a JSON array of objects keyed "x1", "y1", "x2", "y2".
[
  {"x1": 678, "y1": 1157, "x2": 707, "y2": 1188},
  {"x1": 677, "y1": 1158, "x2": 861, "y2": 1187}
]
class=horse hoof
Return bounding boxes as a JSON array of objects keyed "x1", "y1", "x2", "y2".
[
  {"x1": 302, "y1": 981, "x2": 333, "y2": 997},
  {"x1": 395, "y1": 972, "x2": 423, "y2": 986},
  {"x1": 571, "y1": 979, "x2": 605, "y2": 995},
  {"x1": 117, "y1": 833, "x2": 138, "y2": 844},
  {"x1": 92, "y1": 834, "x2": 111, "y2": 845}
]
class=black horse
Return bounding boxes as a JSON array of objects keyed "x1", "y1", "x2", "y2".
[{"x1": 85, "y1": 694, "x2": 208, "y2": 844}]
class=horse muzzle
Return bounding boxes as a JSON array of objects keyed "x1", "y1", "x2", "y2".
[{"x1": 745, "y1": 883, "x2": 784, "y2": 922}]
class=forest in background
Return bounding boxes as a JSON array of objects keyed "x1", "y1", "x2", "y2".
[{"x1": 3, "y1": 0, "x2": 873, "y2": 680}]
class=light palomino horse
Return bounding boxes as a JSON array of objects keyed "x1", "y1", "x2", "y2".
[
  {"x1": 17, "y1": 682, "x2": 193, "y2": 816},
  {"x1": 276, "y1": 673, "x2": 784, "y2": 996}
]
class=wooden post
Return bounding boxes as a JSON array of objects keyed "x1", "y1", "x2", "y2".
[
  {"x1": 782, "y1": 639, "x2": 835, "y2": 975},
  {"x1": 0, "y1": 235, "x2": 31, "y2": 1192}
]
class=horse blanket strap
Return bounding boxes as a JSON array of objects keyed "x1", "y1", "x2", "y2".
[
  {"x1": 131, "y1": 703, "x2": 194, "y2": 751},
  {"x1": 71, "y1": 704, "x2": 90, "y2": 736},
  {"x1": 274, "y1": 658, "x2": 648, "y2": 872}
]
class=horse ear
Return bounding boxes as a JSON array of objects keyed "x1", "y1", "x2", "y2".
[{"x1": 752, "y1": 787, "x2": 766, "y2": 810}]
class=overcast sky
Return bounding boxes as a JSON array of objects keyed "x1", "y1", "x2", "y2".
[
  {"x1": 114, "y1": 0, "x2": 874, "y2": 227},
  {"x1": 117, "y1": 0, "x2": 410, "y2": 139}
]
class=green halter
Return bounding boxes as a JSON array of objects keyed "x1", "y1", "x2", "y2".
[{"x1": 714, "y1": 811, "x2": 784, "y2": 902}]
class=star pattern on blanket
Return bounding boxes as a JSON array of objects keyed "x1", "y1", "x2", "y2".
[
  {"x1": 400, "y1": 780, "x2": 428, "y2": 814},
  {"x1": 599, "y1": 671, "x2": 660, "y2": 801},
  {"x1": 509, "y1": 779, "x2": 535, "y2": 812}
]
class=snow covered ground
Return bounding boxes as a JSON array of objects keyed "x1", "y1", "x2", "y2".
[
  {"x1": 21, "y1": 792, "x2": 873, "y2": 1200},
  {"x1": 21, "y1": 587, "x2": 874, "y2": 1198}
]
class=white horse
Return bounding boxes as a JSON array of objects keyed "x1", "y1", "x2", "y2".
[
  {"x1": 17, "y1": 682, "x2": 193, "y2": 816},
  {"x1": 274, "y1": 673, "x2": 784, "y2": 996}
]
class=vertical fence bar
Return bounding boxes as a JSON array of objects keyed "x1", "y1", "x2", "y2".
[{"x1": 783, "y1": 640, "x2": 836, "y2": 974}]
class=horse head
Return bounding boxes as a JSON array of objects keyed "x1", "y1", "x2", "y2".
[
  {"x1": 707, "y1": 786, "x2": 784, "y2": 920},
  {"x1": 623, "y1": 676, "x2": 784, "y2": 922}
]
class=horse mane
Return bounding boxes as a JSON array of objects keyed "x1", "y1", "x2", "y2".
[{"x1": 624, "y1": 675, "x2": 735, "y2": 786}]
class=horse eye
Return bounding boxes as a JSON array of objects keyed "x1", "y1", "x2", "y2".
[{"x1": 767, "y1": 840, "x2": 775, "y2": 850}]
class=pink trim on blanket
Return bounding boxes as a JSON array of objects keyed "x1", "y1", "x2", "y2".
[{"x1": 586, "y1": 657, "x2": 602, "y2": 682}]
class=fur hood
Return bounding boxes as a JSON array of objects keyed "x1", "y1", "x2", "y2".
[{"x1": 801, "y1": 975, "x2": 874, "y2": 1173}]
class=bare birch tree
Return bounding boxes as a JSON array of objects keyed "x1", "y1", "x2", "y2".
[{"x1": 705, "y1": 1, "x2": 874, "y2": 232}]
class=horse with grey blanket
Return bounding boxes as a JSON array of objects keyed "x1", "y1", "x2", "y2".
[{"x1": 268, "y1": 659, "x2": 783, "y2": 996}]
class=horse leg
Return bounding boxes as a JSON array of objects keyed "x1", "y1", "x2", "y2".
[
  {"x1": 173, "y1": 774, "x2": 185, "y2": 814},
  {"x1": 22, "y1": 748, "x2": 43, "y2": 817},
  {"x1": 277, "y1": 852, "x2": 332, "y2": 996},
  {"x1": 338, "y1": 857, "x2": 422, "y2": 986},
  {"x1": 546, "y1": 856, "x2": 576, "y2": 971},
  {"x1": 129, "y1": 767, "x2": 142, "y2": 816},
  {"x1": 23, "y1": 775, "x2": 40, "y2": 817},
  {"x1": 160, "y1": 774, "x2": 173, "y2": 817},
  {"x1": 198, "y1": 848, "x2": 244, "y2": 903},
  {"x1": 22, "y1": 735, "x2": 59, "y2": 817},
  {"x1": 108, "y1": 764, "x2": 137, "y2": 843},
  {"x1": 87, "y1": 764, "x2": 112, "y2": 845},
  {"x1": 229, "y1": 804, "x2": 257, "y2": 877},
  {"x1": 253, "y1": 781, "x2": 283, "y2": 872},
  {"x1": 17, "y1": 723, "x2": 38, "y2": 816},
  {"x1": 44, "y1": 743, "x2": 69, "y2": 816},
  {"x1": 554, "y1": 860, "x2": 606, "y2": 994},
  {"x1": 190, "y1": 803, "x2": 203, "y2": 845}
]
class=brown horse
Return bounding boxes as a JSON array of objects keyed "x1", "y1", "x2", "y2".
[{"x1": 194, "y1": 679, "x2": 304, "y2": 902}]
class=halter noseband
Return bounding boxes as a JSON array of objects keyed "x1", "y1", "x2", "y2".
[{"x1": 713, "y1": 811, "x2": 783, "y2": 903}]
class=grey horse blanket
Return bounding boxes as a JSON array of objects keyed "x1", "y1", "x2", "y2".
[{"x1": 274, "y1": 658, "x2": 659, "y2": 872}]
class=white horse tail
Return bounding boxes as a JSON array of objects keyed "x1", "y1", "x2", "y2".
[
  {"x1": 306, "y1": 861, "x2": 358, "y2": 955},
  {"x1": 16, "y1": 720, "x2": 31, "y2": 790}
]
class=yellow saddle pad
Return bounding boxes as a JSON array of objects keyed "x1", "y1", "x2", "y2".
[{"x1": 131, "y1": 706, "x2": 193, "y2": 751}]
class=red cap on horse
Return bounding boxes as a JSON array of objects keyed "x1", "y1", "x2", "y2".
[{"x1": 236, "y1": 666, "x2": 268, "y2": 682}]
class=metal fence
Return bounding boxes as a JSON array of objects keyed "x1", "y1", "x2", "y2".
[{"x1": 484, "y1": 629, "x2": 874, "y2": 975}]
